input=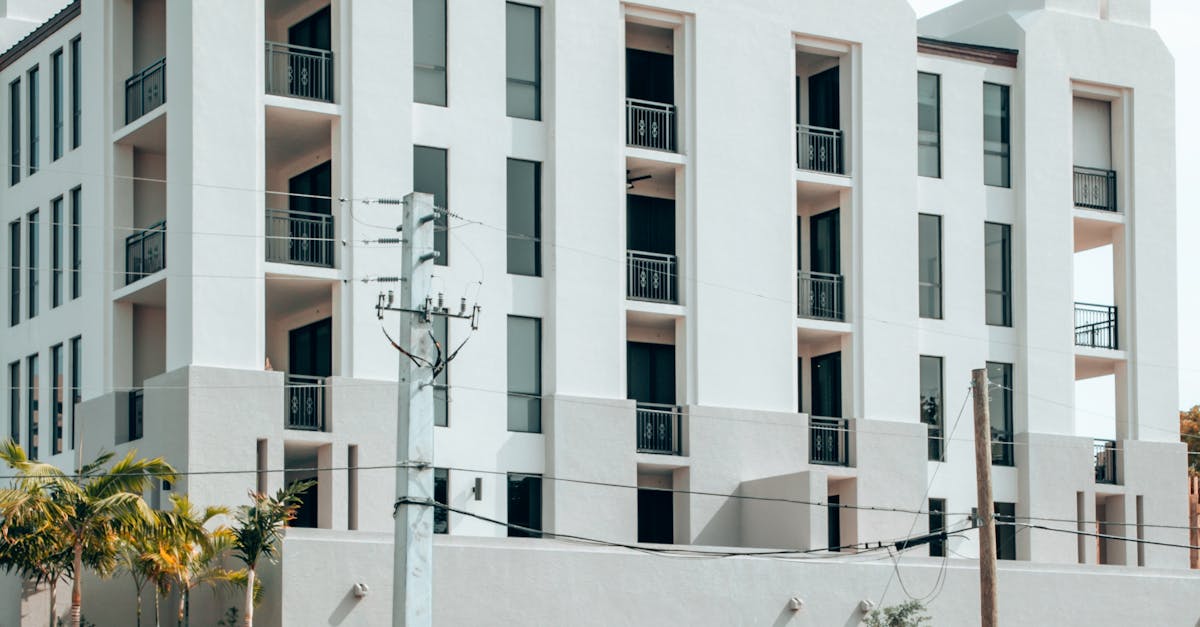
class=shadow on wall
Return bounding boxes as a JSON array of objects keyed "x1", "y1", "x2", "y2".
[
  {"x1": 328, "y1": 586, "x2": 359, "y2": 625},
  {"x1": 693, "y1": 495, "x2": 739, "y2": 547}
]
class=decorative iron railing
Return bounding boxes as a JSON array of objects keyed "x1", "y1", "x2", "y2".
[
  {"x1": 1073, "y1": 166, "x2": 1117, "y2": 212},
  {"x1": 265, "y1": 42, "x2": 334, "y2": 102},
  {"x1": 1075, "y1": 302, "x2": 1118, "y2": 350},
  {"x1": 286, "y1": 374, "x2": 326, "y2": 431},
  {"x1": 627, "y1": 250, "x2": 677, "y2": 304},
  {"x1": 798, "y1": 270, "x2": 844, "y2": 321},
  {"x1": 796, "y1": 124, "x2": 844, "y2": 175},
  {"x1": 265, "y1": 208, "x2": 335, "y2": 267},
  {"x1": 1094, "y1": 439, "x2": 1118, "y2": 484},
  {"x1": 125, "y1": 220, "x2": 166, "y2": 285},
  {"x1": 626, "y1": 98, "x2": 676, "y2": 151},
  {"x1": 125, "y1": 58, "x2": 166, "y2": 124},
  {"x1": 636, "y1": 402, "x2": 682, "y2": 455},
  {"x1": 810, "y1": 416, "x2": 849, "y2": 466}
]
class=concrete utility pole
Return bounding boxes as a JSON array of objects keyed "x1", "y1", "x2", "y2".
[
  {"x1": 392, "y1": 192, "x2": 437, "y2": 627},
  {"x1": 971, "y1": 368, "x2": 999, "y2": 627}
]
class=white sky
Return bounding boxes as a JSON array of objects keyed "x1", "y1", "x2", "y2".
[{"x1": 909, "y1": 0, "x2": 1199, "y2": 435}]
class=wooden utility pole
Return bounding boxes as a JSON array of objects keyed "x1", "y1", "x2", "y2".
[{"x1": 971, "y1": 368, "x2": 999, "y2": 627}]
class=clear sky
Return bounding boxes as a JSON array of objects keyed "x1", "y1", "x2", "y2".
[{"x1": 909, "y1": 0, "x2": 1199, "y2": 435}]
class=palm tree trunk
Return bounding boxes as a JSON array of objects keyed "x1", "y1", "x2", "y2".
[
  {"x1": 70, "y1": 543, "x2": 83, "y2": 627},
  {"x1": 154, "y1": 589, "x2": 161, "y2": 627},
  {"x1": 177, "y1": 590, "x2": 185, "y2": 627},
  {"x1": 47, "y1": 581, "x2": 55, "y2": 627},
  {"x1": 135, "y1": 584, "x2": 143, "y2": 627},
  {"x1": 242, "y1": 566, "x2": 255, "y2": 627}
]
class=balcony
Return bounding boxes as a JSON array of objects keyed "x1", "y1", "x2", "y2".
[
  {"x1": 1073, "y1": 166, "x2": 1117, "y2": 212},
  {"x1": 1075, "y1": 302, "x2": 1118, "y2": 350},
  {"x1": 266, "y1": 208, "x2": 335, "y2": 268},
  {"x1": 797, "y1": 271, "x2": 844, "y2": 321},
  {"x1": 627, "y1": 250, "x2": 677, "y2": 304},
  {"x1": 1094, "y1": 439, "x2": 1118, "y2": 484},
  {"x1": 809, "y1": 417, "x2": 848, "y2": 466},
  {"x1": 796, "y1": 124, "x2": 844, "y2": 175},
  {"x1": 285, "y1": 374, "x2": 326, "y2": 431},
  {"x1": 125, "y1": 221, "x2": 166, "y2": 285},
  {"x1": 636, "y1": 402, "x2": 682, "y2": 455},
  {"x1": 626, "y1": 98, "x2": 676, "y2": 152},
  {"x1": 265, "y1": 42, "x2": 334, "y2": 103},
  {"x1": 125, "y1": 58, "x2": 166, "y2": 125}
]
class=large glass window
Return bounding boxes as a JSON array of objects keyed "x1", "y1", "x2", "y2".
[
  {"x1": 51, "y1": 196, "x2": 62, "y2": 308},
  {"x1": 433, "y1": 467, "x2": 449, "y2": 534},
  {"x1": 507, "y1": 473, "x2": 542, "y2": 538},
  {"x1": 413, "y1": 146, "x2": 448, "y2": 266},
  {"x1": 918, "y1": 72, "x2": 940, "y2": 177},
  {"x1": 51, "y1": 344, "x2": 62, "y2": 455},
  {"x1": 70, "y1": 188, "x2": 80, "y2": 299},
  {"x1": 69, "y1": 336, "x2": 79, "y2": 450},
  {"x1": 70, "y1": 37, "x2": 80, "y2": 149},
  {"x1": 987, "y1": 361, "x2": 1013, "y2": 466},
  {"x1": 505, "y1": 3, "x2": 540, "y2": 120},
  {"x1": 918, "y1": 213, "x2": 942, "y2": 319},
  {"x1": 27, "y1": 66, "x2": 38, "y2": 175},
  {"x1": 506, "y1": 159, "x2": 541, "y2": 276},
  {"x1": 413, "y1": 0, "x2": 447, "y2": 106},
  {"x1": 10, "y1": 78, "x2": 20, "y2": 185},
  {"x1": 433, "y1": 315, "x2": 448, "y2": 427},
  {"x1": 26, "y1": 354, "x2": 37, "y2": 460},
  {"x1": 995, "y1": 501, "x2": 1017, "y2": 560},
  {"x1": 8, "y1": 220, "x2": 18, "y2": 326},
  {"x1": 27, "y1": 210, "x2": 38, "y2": 319},
  {"x1": 984, "y1": 83, "x2": 1010, "y2": 188},
  {"x1": 507, "y1": 316, "x2": 541, "y2": 433},
  {"x1": 51, "y1": 50, "x2": 62, "y2": 161},
  {"x1": 984, "y1": 222, "x2": 1011, "y2": 327},
  {"x1": 920, "y1": 355, "x2": 944, "y2": 462},
  {"x1": 928, "y1": 498, "x2": 946, "y2": 557},
  {"x1": 7, "y1": 361, "x2": 18, "y2": 443}
]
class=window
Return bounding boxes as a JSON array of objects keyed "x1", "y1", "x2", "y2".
[
  {"x1": 69, "y1": 336, "x2": 79, "y2": 450},
  {"x1": 51, "y1": 344, "x2": 62, "y2": 455},
  {"x1": 507, "y1": 473, "x2": 542, "y2": 538},
  {"x1": 10, "y1": 79, "x2": 20, "y2": 184},
  {"x1": 928, "y1": 498, "x2": 946, "y2": 557},
  {"x1": 8, "y1": 220, "x2": 18, "y2": 326},
  {"x1": 507, "y1": 316, "x2": 541, "y2": 433},
  {"x1": 51, "y1": 197, "x2": 62, "y2": 308},
  {"x1": 69, "y1": 187, "x2": 80, "y2": 299},
  {"x1": 918, "y1": 72, "x2": 940, "y2": 177},
  {"x1": 918, "y1": 213, "x2": 942, "y2": 319},
  {"x1": 70, "y1": 37, "x2": 80, "y2": 149},
  {"x1": 26, "y1": 354, "x2": 37, "y2": 459},
  {"x1": 27, "y1": 210, "x2": 38, "y2": 318},
  {"x1": 413, "y1": 0, "x2": 447, "y2": 106},
  {"x1": 7, "y1": 361, "x2": 18, "y2": 443},
  {"x1": 986, "y1": 361, "x2": 1013, "y2": 466},
  {"x1": 920, "y1": 355, "x2": 944, "y2": 462},
  {"x1": 984, "y1": 83, "x2": 1010, "y2": 188},
  {"x1": 51, "y1": 50, "x2": 62, "y2": 160},
  {"x1": 995, "y1": 501, "x2": 1017, "y2": 560},
  {"x1": 433, "y1": 315, "x2": 448, "y2": 427},
  {"x1": 505, "y1": 3, "x2": 540, "y2": 120},
  {"x1": 434, "y1": 467, "x2": 449, "y2": 534},
  {"x1": 27, "y1": 66, "x2": 38, "y2": 175},
  {"x1": 413, "y1": 146, "x2": 448, "y2": 266},
  {"x1": 984, "y1": 222, "x2": 1011, "y2": 327},
  {"x1": 506, "y1": 159, "x2": 541, "y2": 276}
]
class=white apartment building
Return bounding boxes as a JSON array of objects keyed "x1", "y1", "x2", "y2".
[{"x1": 0, "y1": 0, "x2": 1195, "y2": 624}]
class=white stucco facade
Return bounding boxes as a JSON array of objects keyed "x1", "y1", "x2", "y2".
[{"x1": 0, "y1": 0, "x2": 1195, "y2": 625}]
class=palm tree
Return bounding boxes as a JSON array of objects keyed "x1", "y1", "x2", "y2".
[
  {"x1": 231, "y1": 481, "x2": 313, "y2": 627},
  {"x1": 0, "y1": 467, "x2": 72, "y2": 627},
  {"x1": 0, "y1": 439, "x2": 176, "y2": 627},
  {"x1": 147, "y1": 494, "x2": 243, "y2": 627}
]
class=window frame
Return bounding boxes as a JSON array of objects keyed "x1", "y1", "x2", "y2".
[
  {"x1": 27, "y1": 65, "x2": 38, "y2": 175},
  {"x1": 8, "y1": 220, "x2": 18, "y2": 326},
  {"x1": 983, "y1": 82, "x2": 1011, "y2": 188},
  {"x1": 433, "y1": 467, "x2": 449, "y2": 534},
  {"x1": 51, "y1": 344, "x2": 62, "y2": 455},
  {"x1": 918, "y1": 213, "x2": 942, "y2": 319},
  {"x1": 920, "y1": 355, "x2": 944, "y2": 462},
  {"x1": 8, "y1": 361, "x2": 18, "y2": 443},
  {"x1": 26, "y1": 353, "x2": 38, "y2": 460},
  {"x1": 51, "y1": 49, "x2": 63, "y2": 161},
  {"x1": 69, "y1": 336, "x2": 80, "y2": 451},
  {"x1": 432, "y1": 314, "x2": 449, "y2": 427},
  {"x1": 506, "y1": 315, "x2": 542, "y2": 433},
  {"x1": 70, "y1": 37, "x2": 81, "y2": 149},
  {"x1": 928, "y1": 497, "x2": 946, "y2": 557},
  {"x1": 986, "y1": 361, "x2": 1014, "y2": 466},
  {"x1": 10, "y1": 78, "x2": 20, "y2": 185},
  {"x1": 917, "y1": 72, "x2": 941, "y2": 178},
  {"x1": 984, "y1": 222, "x2": 1012, "y2": 327},
  {"x1": 413, "y1": 0, "x2": 448, "y2": 107},
  {"x1": 413, "y1": 145, "x2": 449, "y2": 266},
  {"x1": 505, "y1": 2, "x2": 541, "y2": 121},
  {"x1": 69, "y1": 187, "x2": 80, "y2": 299},
  {"x1": 506, "y1": 472, "x2": 543, "y2": 538},
  {"x1": 995, "y1": 501, "x2": 1017, "y2": 560},
  {"x1": 506, "y1": 158, "x2": 541, "y2": 277},
  {"x1": 27, "y1": 209, "x2": 38, "y2": 319},
  {"x1": 51, "y1": 196, "x2": 62, "y2": 308}
]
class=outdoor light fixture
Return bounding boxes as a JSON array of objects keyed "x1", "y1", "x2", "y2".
[
  {"x1": 626, "y1": 169, "x2": 652, "y2": 190},
  {"x1": 788, "y1": 597, "x2": 805, "y2": 612},
  {"x1": 859, "y1": 600, "x2": 876, "y2": 613},
  {"x1": 353, "y1": 582, "x2": 370, "y2": 599}
]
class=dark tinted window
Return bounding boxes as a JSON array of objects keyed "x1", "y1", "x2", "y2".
[
  {"x1": 918, "y1": 72, "x2": 940, "y2": 177},
  {"x1": 987, "y1": 362, "x2": 1013, "y2": 466},
  {"x1": 414, "y1": 0, "x2": 447, "y2": 106},
  {"x1": 507, "y1": 316, "x2": 541, "y2": 432},
  {"x1": 506, "y1": 159, "x2": 540, "y2": 276},
  {"x1": 505, "y1": 3, "x2": 540, "y2": 120},
  {"x1": 984, "y1": 83, "x2": 1010, "y2": 187},
  {"x1": 984, "y1": 222, "x2": 1011, "y2": 327},
  {"x1": 918, "y1": 214, "x2": 941, "y2": 319},
  {"x1": 507, "y1": 473, "x2": 542, "y2": 537},
  {"x1": 414, "y1": 146, "x2": 448, "y2": 266},
  {"x1": 920, "y1": 356, "x2": 943, "y2": 461}
]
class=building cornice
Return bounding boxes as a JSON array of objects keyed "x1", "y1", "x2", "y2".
[{"x1": 918, "y1": 36, "x2": 1019, "y2": 68}]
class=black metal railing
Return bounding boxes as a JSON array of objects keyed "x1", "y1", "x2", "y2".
[
  {"x1": 798, "y1": 271, "x2": 844, "y2": 321},
  {"x1": 1073, "y1": 166, "x2": 1118, "y2": 212},
  {"x1": 125, "y1": 220, "x2": 166, "y2": 285},
  {"x1": 265, "y1": 42, "x2": 334, "y2": 102},
  {"x1": 796, "y1": 124, "x2": 844, "y2": 175},
  {"x1": 810, "y1": 417, "x2": 849, "y2": 466},
  {"x1": 627, "y1": 250, "x2": 677, "y2": 304},
  {"x1": 1075, "y1": 302, "x2": 1118, "y2": 350},
  {"x1": 1094, "y1": 439, "x2": 1118, "y2": 484},
  {"x1": 626, "y1": 98, "x2": 676, "y2": 152},
  {"x1": 992, "y1": 429, "x2": 1014, "y2": 466},
  {"x1": 265, "y1": 208, "x2": 335, "y2": 268},
  {"x1": 125, "y1": 58, "x2": 166, "y2": 125},
  {"x1": 286, "y1": 374, "x2": 326, "y2": 431},
  {"x1": 128, "y1": 388, "x2": 144, "y2": 441},
  {"x1": 636, "y1": 402, "x2": 682, "y2": 455}
]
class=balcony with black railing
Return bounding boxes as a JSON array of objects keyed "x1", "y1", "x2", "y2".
[
  {"x1": 636, "y1": 402, "x2": 682, "y2": 455},
  {"x1": 1073, "y1": 166, "x2": 1118, "y2": 212},
  {"x1": 286, "y1": 374, "x2": 326, "y2": 431},
  {"x1": 796, "y1": 124, "x2": 844, "y2": 175},
  {"x1": 265, "y1": 42, "x2": 334, "y2": 103},
  {"x1": 627, "y1": 251, "x2": 677, "y2": 304},
  {"x1": 1075, "y1": 302, "x2": 1118, "y2": 350},
  {"x1": 797, "y1": 271, "x2": 844, "y2": 322},
  {"x1": 1094, "y1": 439, "x2": 1118, "y2": 484},
  {"x1": 125, "y1": 221, "x2": 166, "y2": 285},
  {"x1": 809, "y1": 417, "x2": 849, "y2": 466},
  {"x1": 626, "y1": 99, "x2": 676, "y2": 152},
  {"x1": 266, "y1": 208, "x2": 335, "y2": 268},
  {"x1": 125, "y1": 58, "x2": 166, "y2": 125}
]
